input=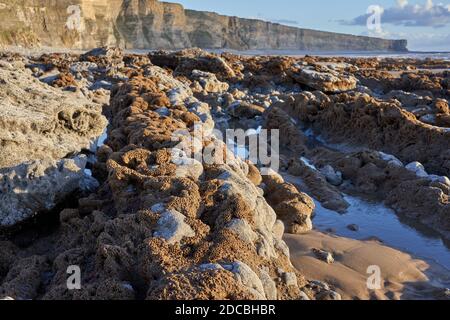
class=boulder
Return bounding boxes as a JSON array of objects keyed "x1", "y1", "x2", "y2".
[
  {"x1": 305, "y1": 280, "x2": 342, "y2": 300},
  {"x1": 153, "y1": 209, "x2": 196, "y2": 244},
  {"x1": 259, "y1": 270, "x2": 278, "y2": 300},
  {"x1": 246, "y1": 161, "x2": 263, "y2": 186},
  {"x1": 434, "y1": 98, "x2": 449, "y2": 114},
  {"x1": 384, "y1": 90, "x2": 432, "y2": 107},
  {"x1": 436, "y1": 114, "x2": 450, "y2": 127},
  {"x1": 405, "y1": 162, "x2": 428, "y2": 178},
  {"x1": 227, "y1": 101, "x2": 265, "y2": 119},
  {"x1": 150, "y1": 48, "x2": 236, "y2": 79},
  {"x1": 0, "y1": 59, "x2": 106, "y2": 228},
  {"x1": 229, "y1": 261, "x2": 266, "y2": 299},
  {"x1": 263, "y1": 174, "x2": 315, "y2": 234},
  {"x1": 290, "y1": 65, "x2": 357, "y2": 93},
  {"x1": 0, "y1": 60, "x2": 107, "y2": 168},
  {"x1": 191, "y1": 70, "x2": 229, "y2": 93},
  {"x1": 0, "y1": 156, "x2": 96, "y2": 228},
  {"x1": 312, "y1": 248, "x2": 335, "y2": 264},
  {"x1": 320, "y1": 165, "x2": 343, "y2": 186},
  {"x1": 281, "y1": 272, "x2": 299, "y2": 287},
  {"x1": 80, "y1": 47, "x2": 124, "y2": 68},
  {"x1": 287, "y1": 158, "x2": 349, "y2": 213}
]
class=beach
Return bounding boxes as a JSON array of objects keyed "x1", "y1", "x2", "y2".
[{"x1": 0, "y1": 46, "x2": 449, "y2": 300}]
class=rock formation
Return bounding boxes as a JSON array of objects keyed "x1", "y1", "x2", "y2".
[
  {"x1": 0, "y1": 48, "x2": 331, "y2": 301},
  {"x1": 274, "y1": 91, "x2": 450, "y2": 177},
  {"x1": 0, "y1": 0, "x2": 407, "y2": 51},
  {"x1": 1, "y1": 47, "x2": 448, "y2": 301},
  {"x1": 0, "y1": 57, "x2": 107, "y2": 228},
  {"x1": 0, "y1": 59, "x2": 106, "y2": 168},
  {"x1": 289, "y1": 64, "x2": 358, "y2": 93}
]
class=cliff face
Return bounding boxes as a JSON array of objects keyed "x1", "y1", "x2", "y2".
[{"x1": 0, "y1": 0, "x2": 408, "y2": 51}]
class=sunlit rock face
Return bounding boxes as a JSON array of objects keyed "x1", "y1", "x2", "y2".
[
  {"x1": 0, "y1": 57, "x2": 107, "y2": 228},
  {"x1": 0, "y1": 0, "x2": 407, "y2": 51}
]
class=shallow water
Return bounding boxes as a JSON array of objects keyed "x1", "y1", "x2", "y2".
[
  {"x1": 96, "y1": 129, "x2": 108, "y2": 148},
  {"x1": 225, "y1": 122, "x2": 450, "y2": 272},
  {"x1": 296, "y1": 124, "x2": 450, "y2": 272},
  {"x1": 312, "y1": 195, "x2": 450, "y2": 271},
  {"x1": 215, "y1": 88, "x2": 450, "y2": 280}
]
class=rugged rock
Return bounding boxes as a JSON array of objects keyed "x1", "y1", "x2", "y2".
[
  {"x1": 0, "y1": 59, "x2": 107, "y2": 228},
  {"x1": 1, "y1": 47, "x2": 449, "y2": 301},
  {"x1": 262, "y1": 172, "x2": 315, "y2": 234},
  {"x1": 315, "y1": 149, "x2": 450, "y2": 238},
  {"x1": 80, "y1": 47, "x2": 124, "y2": 69},
  {"x1": 0, "y1": 0, "x2": 407, "y2": 51},
  {"x1": 358, "y1": 69, "x2": 449, "y2": 99},
  {"x1": 387, "y1": 179, "x2": 450, "y2": 233},
  {"x1": 304, "y1": 280, "x2": 342, "y2": 300},
  {"x1": 320, "y1": 165, "x2": 343, "y2": 186},
  {"x1": 0, "y1": 56, "x2": 314, "y2": 300},
  {"x1": 0, "y1": 156, "x2": 97, "y2": 228},
  {"x1": 0, "y1": 255, "x2": 49, "y2": 300},
  {"x1": 264, "y1": 106, "x2": 308, "y2": 155},
  {"x1": 263, "y1": 105, "x2": 349, "y2": 212},
  {"x1": 312, "y1": 248, "x2": 335, "y2": 264},
  {"x1": 385, "y1": 90, "x2": 432, "y2": 107},
  {"x1": 0, "y1": 60, "x2": 107, "y2": 168},
  {"x1": 290, "y1": 65, "x2": 358, "y2": 93},
  {"x1": 150, "y1": 48, "x2": 236, "y2": 80},
  {"x1": 287, "y1": 158, "x2": 349, "y2": 213},
  {"x1": 190, "y1": 70, "x2": 229, "y2": 93},
  {"x1": 274, "y1": 91, "x2": 450, "y2": 177},
  {"x1": 227, "y1": 101, "x2": 265, "y2": 119}
]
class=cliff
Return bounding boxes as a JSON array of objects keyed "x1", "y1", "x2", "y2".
[{"x1": 0, "y1": 0, "x2": 408, "y2": 51}]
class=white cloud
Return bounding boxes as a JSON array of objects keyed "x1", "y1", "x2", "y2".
[
  {"x1": 397, "y1": 0, "x2": 408, "y2": 9},
  {"x1": 342, "y1": 0, "x2": 450, "y2": 28}
]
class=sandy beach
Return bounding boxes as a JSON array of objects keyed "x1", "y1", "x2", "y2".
[{"x1": 285, "y1": 231, "x2": 450, "y2": 300}]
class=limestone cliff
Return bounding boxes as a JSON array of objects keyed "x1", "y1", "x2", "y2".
[{"x1": 0, "y1": 0, "x2": 408, "y2": 51}]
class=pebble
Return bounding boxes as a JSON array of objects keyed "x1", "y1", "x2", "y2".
[
  {"x1": 312, "y1": 248, "x2": 335, "y2": 264},
  {"x1": 347, "y1": 224, "x2": 359, "y2": 232}
]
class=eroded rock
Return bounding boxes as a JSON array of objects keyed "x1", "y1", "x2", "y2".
[
  {"x1": 0, "y1": 60, "x2": 107, "y2": 168},
  {"x1": 290, "y1": 65, "x2": 358, "y2": 93},
  {"x1": 263, "y1": 173, "x2": 315, "y2": 234},
  {"x1": 312, "y1": 249, "x2": 335, "y2": 264},
  {"x1": 0, "y1": 156, "x2": 96, "y2": 227}
]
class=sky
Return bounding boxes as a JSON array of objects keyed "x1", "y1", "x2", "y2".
[{"x1": 165, "y1": 0, "x2": 450, "y2": 51}]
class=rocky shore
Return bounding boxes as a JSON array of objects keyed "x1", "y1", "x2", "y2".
[{"x1": 0, "y1": 47, "x2": 449, "y2": 300}]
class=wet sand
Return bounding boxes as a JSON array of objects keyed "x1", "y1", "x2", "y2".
[{"x1": 285, "y1": 231, "x2": 450, "y2": 300}]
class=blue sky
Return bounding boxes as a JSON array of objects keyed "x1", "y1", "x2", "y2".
[{"x1": 166, "y1": 0, "x2": 450, "y2": 51}]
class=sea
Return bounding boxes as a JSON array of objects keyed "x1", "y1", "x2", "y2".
[{"x1": 207, "y1": 49, "x2": 450, "y2": 60}]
